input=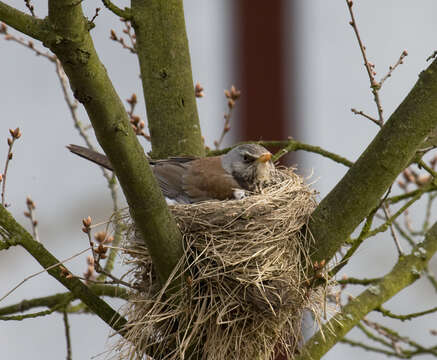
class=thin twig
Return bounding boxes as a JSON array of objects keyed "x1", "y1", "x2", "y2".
[
  {"x1": 341, "y1": 338, "x2": 401, "y2": 358},
  {"x1": 126, "y1": 94, "x2": 150, "y2": 141},
  {"x1": 356, "y1": 322, "x2": 394, "y2": 350},
  {"x1": 366, "y1": 190, "x2": 425, "y2": 239},
  {"x1": 24, "y1": 196, "x2": 39, "y2": 242},
  {"x1": 392, "y1": 220, "x2": 415, "y2": 248},
  {"x1": 418, "y1": 159, "x2": 437, "y2": 178},
  {"x1": 24, "y1": 0, "x2": 35, "y2": 17},
  {"x1": 2, "y1": 128, "x2": 21, "y2": 207},
  {"x1": 90, "y1": 7, "x2": 101, "y2": 24},
  {"x1": 388, "y1": 184, "x2": 437, "y2": 205},
  {"x1": 0, "y1": 302, "x2": 64, "y2": 321},
  {"x1": 376, "y1": 305, "x2": 437, "y2": 321},
  {"x1": 379, "y1": 50, "x2": 408, "y2": 87},
  {"x1": 346, "y1": 0, "x2": 384, "y2": 125},
  {"x1": 382, "y1": 204, "x2": 404, "y2": 255},
  {"x1": 110, "y1": 20, "x2": 136, "y2": 54},
  {"x1": 0, "y1": 285, "x2": 127, "y2": 317},
  {"x1": 363, "y1": 318, "x2": 437, "y2": 356},
  {"x1": 63, "y1": 310, "x2": 72, "y2": 360},
  {"x1": 0, "y1": 247, "x2": 90, "y2": 303},
  {"x1": 214, "y1": 86, "x2": 241, "y2": 149},
  {"x1": 422, "y1": 193, "x2": 437, "y2": 233},
  {"x1": 351, "y1": 108, "x2": 380, "y2": 126},
  {"x1": 426, "y1": 50, "x2": 437, "y2": 62},
  {"x1": 82, "y1": 219, "x2": 136, "y2": 289},
  {"x1": 257, "y1": 139, "x2": 353, "y2": 167},
  {"x1": 101, "y1": 0, "x2": 132, "y2": 19}
]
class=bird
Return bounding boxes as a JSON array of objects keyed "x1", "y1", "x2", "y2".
[{"x1": 67, "y1": 143, "x2": 274, "y2": 204}]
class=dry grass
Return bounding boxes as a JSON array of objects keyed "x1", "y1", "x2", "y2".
[{"x1": 116, "y1": 169, "x2": 322, "y2": 360}]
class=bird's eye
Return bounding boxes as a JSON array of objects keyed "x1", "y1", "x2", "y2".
[{"x1": 243, "y1": 153, "x2": 253, "y2": 162}]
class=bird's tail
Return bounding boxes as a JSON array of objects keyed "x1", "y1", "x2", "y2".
[{"x1": 67, "y1": 144, "x2": 113, "y2": 171}]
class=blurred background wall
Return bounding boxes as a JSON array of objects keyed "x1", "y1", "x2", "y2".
[{"x1": 1, "y1": 0, "x2": 437, "y2": 359}]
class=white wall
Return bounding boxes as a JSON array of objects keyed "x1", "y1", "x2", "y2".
[{"x1": 1, "y1": 1, "x2": 437, "y2": 359}]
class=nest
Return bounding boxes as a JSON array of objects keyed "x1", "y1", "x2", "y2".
[{"x1": 116, "y1": 168, "x2": 321, "y2": 360}]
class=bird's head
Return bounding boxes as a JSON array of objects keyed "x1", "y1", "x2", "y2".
[{"x1": 221, "y1": 144, "x2": 274, "y2": 190}]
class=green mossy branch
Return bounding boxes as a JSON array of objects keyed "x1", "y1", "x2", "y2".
[
  {"x1": 0, "y1": 205, "x2": 127, "y2": 333},
  {"x1": 208, "y1": 139, "x2": 354, "y2": 167},
  {"x1": 336, "y1": 277, "x2": 381, "y2": 286},
  {"x1": 1, "y1": 305, "x2": 62, "y2": 321},
  {"x1": 0, "y1": 2, "x2": 46, "y2": 40},
  {"x1": 268, "y1": 139, "x2": 354, "y2": 167},
  {"x1": 43, "y1": 0, "x2": 182, "y2": 286},
  {"x1": 101, "y1": 0, "x2": 132, "y2": 19},
  {"x1": 131, "y1": 0, "x2": 204, "y2": 158},
  {"x1": 297, "y1": 221, "x2": 437, "y2": 360},
  {"x1": 0, "y1": 285, "x2": 127, "y2": 317},
  {"x1": 376, "y1": 305, "x2": 437, "y2": 321},
  {"x1": 310, "y1": 58, "x2": 437, "y2": 264},
  {"x1": 388, "y1": 184, "x2": 437, "y2": 205}
]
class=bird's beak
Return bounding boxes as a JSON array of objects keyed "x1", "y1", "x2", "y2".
[{"x1": 257, "y1": 153, "x2": 272, "y2": 163}]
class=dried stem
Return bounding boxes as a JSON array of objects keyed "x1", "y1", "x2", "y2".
[
  {"x1": 24, "y1": 196, "x2": 39, "y2": 242},
  {"x1": 346, "y1": 1, "x2": 408, "y2": 128},
  {"x1": 379, "y1": 50, "x2": 408, "y2": 87},
  {"x1": 126, "y1": 93, "x2": 150, "y2": 141},
  {"x1": 382, "y1": 204, "x2": 404, "y2": 255},
  {"x1": 2, "y1": 128, "x2": 21, "y2": 207},
  {"x1": 24, "y1": 0, "x2": 35, "y2": 17},
  {"x1": 110, "y1": 20, "x2": 136, "y2": 54},
  {"x1": 0, "y1": 247, "x2": 90, "y2": 303},
  {"x1": 346, "y1": 0, "x2": 384, "y2": 125},
  {"x1": 0, "y1": 302, "x2": 65, "y2": 321},
  {"x1": 337, "y1": 276, "x2": 380, "y2": 286},
  {"x1": 376, "y1": 305, "x2": 437, "y2": 321},
  {"x1": 341, "y1": 338, "x2": 399, "y2": 358},
  {"x1": 351, "y1": 108, "x2": 380, "y2": 126},
  {"x1": 90, "y1": 7, "x2": 101, "y2": 24},
  {"x1": 82, "y1": 219, "x2": 136, "y2": 289},
  {"x1": 214, "y1": 85, "x2": 241, "y2": 149}
]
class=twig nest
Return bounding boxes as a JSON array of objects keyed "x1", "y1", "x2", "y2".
[{"x1": 117, "y1": 168, "x2": 320, "y2": 360}]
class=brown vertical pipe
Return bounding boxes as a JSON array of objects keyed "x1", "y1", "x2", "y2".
[{"x1": 235, "y1": 0, "x2": 295, "y2": 166}]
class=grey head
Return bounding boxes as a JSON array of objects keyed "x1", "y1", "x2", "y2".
[{"x1": 221, "y1": 144, "x2": 274, "y2": 191}]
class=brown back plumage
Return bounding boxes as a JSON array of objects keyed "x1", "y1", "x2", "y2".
[{"x1": 67, "y1": 144, "x2": 273, "y2": 204}]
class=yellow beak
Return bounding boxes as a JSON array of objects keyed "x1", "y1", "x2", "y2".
[{"x1": 257, "y1": 153, "x2": 272, "y2": 163}]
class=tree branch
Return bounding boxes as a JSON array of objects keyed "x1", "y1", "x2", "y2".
[
  {"x1": 131, "y1": 0, "x2": 204, "y2": 158},
  {"x1": 296, "y1": 221, "x2": 437, "y2": 360},
  {"x1": 101, "y1": 0, "x2": 131, "y2": 19},
  {"x1": 376, "y1": 305, "x2": 437, "y2": 321},
  {"x1": 310, "y1": 58, "x2": 437, "y2": 263},
  {"x1": 43, "y1": 0, "x2": 183, "y2": 286},
  {"x1": 0, "y1": 2, "x2": 45, "y2": 40},
  {"x1": 63, "y1": 310, "x2": 72, "y2": 360},
  {"x1": 0, "y1": 285, "x2": 127, "y2": 316},
  {"x1": 209, "y1": 139, "x2": 354, "y2": 168}
]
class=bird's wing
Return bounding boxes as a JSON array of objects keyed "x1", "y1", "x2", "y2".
[
  {"x1": 181, "y1": 157, "x2": 241, "y2": 202},
  {"x1": 152, "y1": 160, "x2": 193, "y2": 203}
]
